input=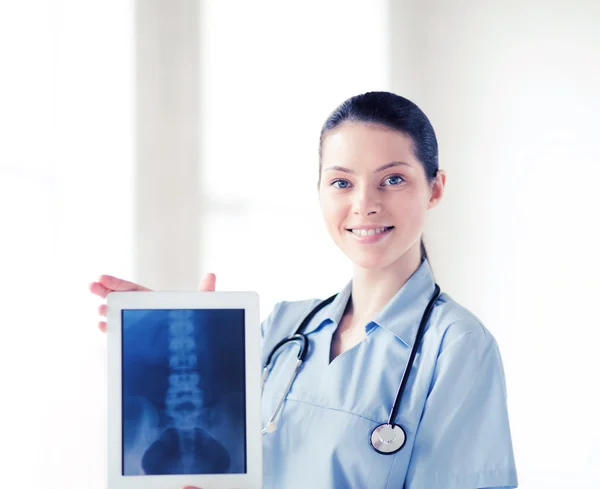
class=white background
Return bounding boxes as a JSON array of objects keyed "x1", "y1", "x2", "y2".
[{"x1": 1, "y1": 1, "x2": 599, "y2": 488}]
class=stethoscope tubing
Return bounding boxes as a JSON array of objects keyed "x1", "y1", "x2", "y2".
[
  {"x1": 386, "y1": 284, "x2": 441, "y2": 424},
  {"x1": 261, "y1": 284, "x2": 441, "y2": 453}
]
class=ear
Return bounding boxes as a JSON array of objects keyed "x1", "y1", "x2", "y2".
[{"x1": 427, "y1": 170, "x2": 446, "y2": 209}]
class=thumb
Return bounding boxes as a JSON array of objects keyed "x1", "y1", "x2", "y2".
[{"x1": 199, "y1": 273, "x2": 216, "y2": 291}]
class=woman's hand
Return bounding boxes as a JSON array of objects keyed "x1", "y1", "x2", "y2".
[{"x1": 89, "y1": 273, "x2": 217, "y2": 332}]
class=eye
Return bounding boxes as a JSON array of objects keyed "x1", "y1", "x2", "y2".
[
  {"x1": 382, "y1": 175, "x2": 405, "y2": 186},
  {"x1": 331, "y1": 179, "x2": 352, "y2": 189}
]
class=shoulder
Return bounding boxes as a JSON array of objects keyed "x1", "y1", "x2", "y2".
[
  {"x1": 423, "y1": 292, "x2": 510, "y2": 395},
  {"x1": 260, "y1": 297, "x2": 322, "y2": 347},
  {"x1": 428, "y1": 291, "x2": 501, "y2": 357}
]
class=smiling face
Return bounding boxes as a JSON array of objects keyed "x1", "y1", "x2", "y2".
[{"x1": 318, "y1": 122, "x2": 445, "y2": 271}]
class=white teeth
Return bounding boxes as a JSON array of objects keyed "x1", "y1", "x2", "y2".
[{"x1": 351, "y1": 227, "x2": 389, "y2": 237}]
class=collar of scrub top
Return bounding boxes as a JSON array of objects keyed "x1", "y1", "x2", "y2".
[{"x1": 301, "y1": 257, "x2": 439, "y2": 348}]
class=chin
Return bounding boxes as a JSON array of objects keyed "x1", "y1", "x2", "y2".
[{"x1": 346, "y1": 252, "x2": 394, "y2": 271}]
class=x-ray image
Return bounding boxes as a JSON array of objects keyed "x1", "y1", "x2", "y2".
[{"x1": 121, "y1": 308, "x2": 246, "y2": 475}]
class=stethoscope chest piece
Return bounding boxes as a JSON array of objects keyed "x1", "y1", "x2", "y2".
[{"x1": 370, "y1": 423, "x2": 406, "y2": 454}]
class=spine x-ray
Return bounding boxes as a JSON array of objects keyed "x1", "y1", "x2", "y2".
[{"x1": 121, "y1": 308, "x2": 246, "y2": 475}]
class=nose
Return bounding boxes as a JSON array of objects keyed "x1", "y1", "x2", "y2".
[{"x1": 352, "y1": 187, "x2": 381, "y2": 216}]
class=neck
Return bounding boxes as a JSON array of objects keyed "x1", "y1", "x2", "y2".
[{"x1": 347, "y1": 244, "x2": 423, "y2": 327}]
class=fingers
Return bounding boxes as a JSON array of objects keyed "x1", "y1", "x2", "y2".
[
  {"x1": 199, "y1": 273, "x2": 216, "y2": 291},
  {"x1": 98, "y1": 274, "x2": 152, "y2": 292},
  {"x1": 89, "y1": 281, "x2": 111, "y2": 299},
  {"x1": 97, "y1": 304, "x2": 107, "y2": 332},
  {"x1": 90, "y1": 275, "x2": 151, "y2": 334}
]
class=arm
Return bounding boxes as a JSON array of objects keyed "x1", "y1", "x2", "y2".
[{"x1": 404, "y1": 330, "x2": 518, "y2": 489}]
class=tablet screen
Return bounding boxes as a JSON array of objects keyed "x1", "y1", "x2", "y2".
[{"x1": 121, "y1": 308, "x2": 246, "y2": 476}]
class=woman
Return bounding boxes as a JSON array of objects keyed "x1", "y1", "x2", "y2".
[{"x1": 90, "y1": 91, "x2": 518, "y2": 488}]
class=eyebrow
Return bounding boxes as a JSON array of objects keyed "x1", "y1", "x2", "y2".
[{"x1": 323, "y1": 161, "x2": 412, "y2": 174}]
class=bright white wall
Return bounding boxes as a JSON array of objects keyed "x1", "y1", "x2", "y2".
[
  {"x1": 395, "y1": 2, "x2": 600, "y2": 487},
  {"x1": 1, "y1": 1, "x2": 133, "y2": 488}
]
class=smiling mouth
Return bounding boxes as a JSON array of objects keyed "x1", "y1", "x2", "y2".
[{"x1": 346, "y1": 226, "x2": 394, "y2": 237}]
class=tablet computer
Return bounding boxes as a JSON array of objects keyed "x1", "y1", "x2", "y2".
[{"x1": 105, "y1": 291, "x2": 262, "y2": 489}]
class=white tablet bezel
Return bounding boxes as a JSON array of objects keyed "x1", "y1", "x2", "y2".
[{"x1": 106, "y1": 291, "x2": 262, "y2": 489}]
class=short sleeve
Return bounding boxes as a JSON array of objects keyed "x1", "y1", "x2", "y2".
[
  {"x1": 404, "y1": 330, "x2": 518, "y2": 489},
  {"x1": 260, "y1": 301, "x2": 282, "y2": 342}
]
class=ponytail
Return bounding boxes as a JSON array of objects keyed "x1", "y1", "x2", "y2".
[
  {"x1": 420, "y1": 236, "x2": 436, "y2": 282},
  {"x1": 420, "y1": 237, "x2": 429, "y2": 264}
]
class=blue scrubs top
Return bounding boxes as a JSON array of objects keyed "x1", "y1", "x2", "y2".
[{"x1": 260, "y1": 258, "x2": 518, "y2": 489}]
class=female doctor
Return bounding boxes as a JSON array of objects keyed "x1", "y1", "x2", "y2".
[{"x1": 90, "y1": 91, "x2": 518, "y2": 488}]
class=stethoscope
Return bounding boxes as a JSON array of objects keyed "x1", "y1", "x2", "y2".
[{"x1": 261, "y1": 283, "x2": 442, "y2": 455}]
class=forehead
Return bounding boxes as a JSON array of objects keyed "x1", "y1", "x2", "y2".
[{"x1": 321, "y1": 122, "x2": 417, "y2": 166}]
